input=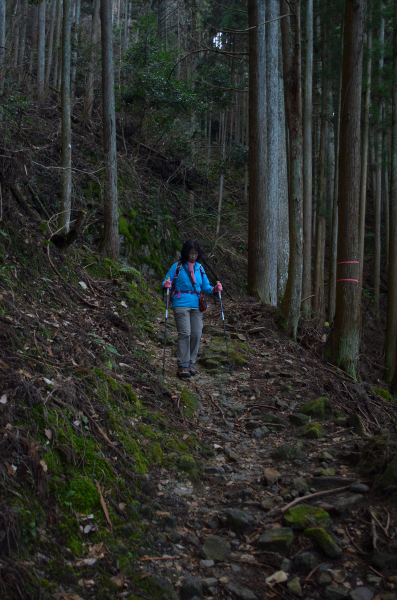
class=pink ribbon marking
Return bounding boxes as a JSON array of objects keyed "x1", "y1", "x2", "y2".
[
  {"x1": 337, "y1": 279, "x2": 359, "y2": 283},
  {"x1": 337, "y1": 261, "x2": 359, "y2": 264}
]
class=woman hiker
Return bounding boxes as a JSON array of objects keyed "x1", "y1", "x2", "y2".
[{"x1": 162, "y1": 240, "x2": 223, "y2": 379}]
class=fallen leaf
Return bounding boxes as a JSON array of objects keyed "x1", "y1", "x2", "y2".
[
  {"x1": 88, "y1": 542, "x2": 106, "y2": 559},
  {"x1": 83, "y1": 524, "x2": 93, "y2": 534},
  {"x1": 0, "y1": 360, "x2": 10, "y2": 368},
  {"x1": 156, "y1": 511, "x2": 170, "y2": 517},
  {"x1": 121, "y1": 301, "x2": 127, "y2": 308},
  {"x1": 40, "y1": 460, "x2": 48, "y2": 472},
  {"x1": 78, "y1": 579, "x2": 95, "y2": 588},
  {"x1": 119, "y1": 502, "x2": 126, "y2": 510},
  {"x1": 0, "y1": 394, "x2": 7, "y2": 404},
  {"x1": 17, "y1": 369, "x2": 33, "y2": 378},
  {"x1": 266, "y1": 571, "x2": 288, "y2": 586},
  {"x1": 75, "y1": 558, "x2": 97, "y2": 567},
  {"x1": 5, "y1": 462, "x2": 16, "y2": 476},
  {"x1": 219, "y1": 577, "x2": 229, "y2": 584},
  {"x1": 110, "y1": 573, "x2": 126, "y2": 588},
  {"x1": 43, "y1": 378, "x2": 54, "y2": 386},
  {"x1": 78, "y1": 281, "x2": 88, "y2": 290}
]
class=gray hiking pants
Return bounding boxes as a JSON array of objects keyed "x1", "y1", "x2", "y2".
[{"x1": 173, "y1": 307, "x2": 203, "y2": 367}]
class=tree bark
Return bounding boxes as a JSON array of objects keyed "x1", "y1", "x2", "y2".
[
  {"x1": 83, "y1": 0, "x2": 100, "y2": 121},
  {"x1": 52, "y1": 0, "x2": 62, "y2": 89},
  {"x1": 359, "y1": 30, "x2": 372, "y2": 290},
  {"x1": 313, "y1": 36, "x2": 330, "y2": 324},
  {"x1": 247, "y1": 0, "x2": 267, "y2": 300},
  {"x1": 278, "y1": 34, "x2": 289, "y2": 300},
  {"x1": 328, "y1": 30, "x2": 343, "y2": 324},
  {"x1": 58, "y1": 0, "x2": 72, "y2": 233},
  {"x1": 18, "y1": 0, "x2": 27, "y2": 80},
  {"x1": 37, "y1": 0, "x2": 46, "y2": 99},
  {"x1": 302, "y1": 0, "x2": 313, "y2": 315},
  {"x1": 265, "y1": 0, "x2": 279, "y2": 306},
  {"x1": 45, "y1": 0, "x2": 57, "y2": 89},
  {"x1": 216, "y1": 110, "x2": 226, "y2": 240},
  {"x1": 279, "y1": 0, "x2": 304, "y2": 339},
  {"x1": 0, "y1": 0, "x2": 6, "y2": 93},
  {"x1": 71, "y1": 0, "x2": 81, "y2": 103},
  {"x1": 101, "y1": 0, "x2": 119, "y2": 259},
  {"x1": 374, "y1": 13, "x2": 385, "y2": 319},
  {"x1": 331, "y1": 0, "x2": 365, "y2": 378},
  {"x1": 385, "y1": 1, "x2": 397, "y2": 385}
]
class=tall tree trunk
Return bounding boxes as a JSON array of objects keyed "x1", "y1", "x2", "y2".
[
  {"x1": 265, "y1": 0, "x2": 279, "y2": 306},
  {"x1": 12, "y1": 1, "x2": 19, "y2": 70},
  {"x1": 0, "y1": 0, "x2": 6, "y2": 93},
  {"x1": 302, "y1": 0, "x2": 313, "y2": 315},
  {"x1": 18, "y1": 0, "x2": 27, "y2": 80},
  {"x1": 29, "y1": 5, "x2": 38, "y2": 75},
  {"x1": 216, "y1": 111, "x2": 226, "y2": 240},
  {"x1": 384, "y1": 133, "x2": 390, "y2": 271},
  {"x1": 71, "y1": 0, "x2": 81, "y2": 102},
  {"x1": 279, "y1": 0, "x2": 303, "y2": 338},
  {"x1": 58, "y1": 0, "x2": 72, "y2": 233},
  {"x1": 123, "y1": 0, "x2": 129, "y2": 51},
  {"x1": 37, "y1": 0, "x2": 46, "y2": 99},
  {"x1": 53, "y1": 0, "x2": 62, "y2": 88},
  {"x1": 328, "y1": 24, "x2": 344, "y2": 324},
  {"x1": 247, "y1": 0, "x2": 267, "y2": 300},
  {"x1": 101, "y1": 0, "x2": 119, "y2": 258},
  {"x1": 83, "y1": 0, "x2": 100, "y2": 120},
  {"x1": 385, "y1": 1, "x2": 397, "y2": 385},
  {"x1": 45, "y1": 0, "x2": 57, "y2": 89},
  {"x1": 278, "y1": 40, "x2": 289, "y2": 301},
  {"x1": 359, "y1": 30, "x2": 372, "y2": 290},
  {"x1": 331, "y1": 0, "x2": 365, "y2": 378},
  {"x1": 374, "y1": 12, "x2": 385, "y2": 319},
  {"x1": 313, "y1": 37, "x2": 330, "y2": 324}
]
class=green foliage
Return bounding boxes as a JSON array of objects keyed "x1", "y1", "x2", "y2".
[{"x1": 120, "y1": 14, "x2": 201, "y2": 149}]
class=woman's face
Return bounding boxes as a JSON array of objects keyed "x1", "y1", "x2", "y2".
[{"x1": 188, "y1": 249, "x2": 198, "y2": 262}]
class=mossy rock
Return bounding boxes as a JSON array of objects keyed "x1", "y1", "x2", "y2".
[
  {"x1": 67, "y1": 476, "x2": 99, "y2": 512},
  {"x1": 257, "y1": 527, "x2": 294, "y2": 554},
  {"x1": 180, "y1": 388, "x2": 199, "y2": 418},
  {"x1": 137, "y1": 423, "x2": 158, "y2": 441},
  {"x1": 374, "y1": 388, "x2": 392, "y2": 402},
  {"x1": 381, "y1": 455, "x2": 397, "y2": 489},
  {"x1": 299, "y1": 422, "x2": 324, "y2": 439},
  {"x1": 346, "y1": 413, "x2": 364, "y2": 436},
  {"x1": 301, "y1": 397, "x2": 332, "y2": 420},
  {"x1": 147, "y1": 443, "x2": 163, "y2": 464},
  {"x1": 132, "y1": 575, "x2": 178, "y2": 600},
  {"x1": 303, "y1": 527, "x2": 342, "y2": 558},
  {"x1": 178, "y1": 454, "x2": 197, "y2": 473},
  {"x1": 167, "y1": 438, "x2": 189, "y2": 453},
  {"x1": 284, "y1": 505, "x2": 332, "y2": 530}
]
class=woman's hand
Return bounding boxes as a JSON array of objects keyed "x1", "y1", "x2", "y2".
[
  {"x1": 164, "y1": 279, "x2": 172, "y2": 289},
  {"x1": 213, "y1": 282, "x2": 223, "y2": 293}
]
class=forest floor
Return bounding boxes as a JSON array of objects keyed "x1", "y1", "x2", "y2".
[{"x1": 1, "y1": 215, "x2": 397, "y2": 600}]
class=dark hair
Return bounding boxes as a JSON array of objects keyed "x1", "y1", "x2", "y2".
[{"x1": 180, "y1": 239, "x2": 202, "y2": 263}]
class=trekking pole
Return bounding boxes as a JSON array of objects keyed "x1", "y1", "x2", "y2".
[
  {"x1": 162, "y1": 278, "x2": 170, "y2": 377},
  {"x1": 217, "y1": 282, "x2": 232, "y2": 375}
]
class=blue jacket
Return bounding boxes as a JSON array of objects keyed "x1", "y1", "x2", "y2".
[{"x1": 162, "y1": 262, "x2": 213, "y2": 308}]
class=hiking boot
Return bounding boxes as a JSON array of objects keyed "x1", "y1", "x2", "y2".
[
  {"x1": 189, "y1": 366, "x2": 197, "y2": 376},
  {"x1": 177, "y1": 366, "x2": 191, "y2": 378}
]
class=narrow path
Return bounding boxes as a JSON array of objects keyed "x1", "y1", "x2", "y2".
[{"x1": 143, "y1": 301, "x2": 397, "y2": 600}]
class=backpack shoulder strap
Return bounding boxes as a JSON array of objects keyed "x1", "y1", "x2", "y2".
[{"x1": 170, "y1": 261, "x2": 182, "y2": 295}]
